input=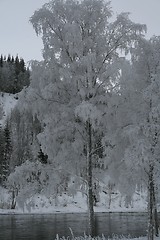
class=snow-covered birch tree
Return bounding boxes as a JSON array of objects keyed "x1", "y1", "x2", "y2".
[
  {"x1": 131, "y1": 37, "x2": 160, "y2": 240},
  {"x1": 29, "y1": 0, "x2": 146, "y2": 235},
  {"x1": 110, "y1": 37, "x2": 160, "y2": 240}
]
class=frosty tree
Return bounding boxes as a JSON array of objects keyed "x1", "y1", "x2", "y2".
[
  {"x1": 111, "y1": 37, "x2": 160, "y2": 240},
  {"x1": 131, "y1": 37, "x2": 160, "y2": 240},
  {"x1": 29, "y1": 0, "x2": 146, "y2": 235}
]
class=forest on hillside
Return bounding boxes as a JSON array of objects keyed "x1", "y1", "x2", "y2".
[
  {"x1": 0, "y1": 0, "x2": 160, "y2": 239},
  {"x1": 0, "y1": 55, "x2": 30, "y2": 94}
]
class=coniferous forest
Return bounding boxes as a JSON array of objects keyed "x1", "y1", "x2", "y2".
[
  {"x1": 0, "y1": 54, "x2": 30, "y2": 94},
  {"x1": 0, "y1": 1, "x2": 160, "y2": 240}
]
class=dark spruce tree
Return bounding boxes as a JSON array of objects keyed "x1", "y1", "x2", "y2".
[
  {"x1": 38, "y1": 147, "x2": 48, "y2": 164},
  {"x1": 0, "y1": 55, "x2": 3, "y2": 67},
  {"x1": 11, "y1": 56, "x2": 14, "y2": 63},
  {"x1": 1, "y1": 122, "x2": 12, "y2": 184},
  {"x1": 0, "y1": 124, "x2": 5, "y2": 184},
  {"x1": 7, "y1": 54, "x2": 11, "y2": 63}
]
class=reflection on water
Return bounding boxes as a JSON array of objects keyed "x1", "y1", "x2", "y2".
[{"x1": 0, "y1": 212, "x2": 158, "y2": 240}]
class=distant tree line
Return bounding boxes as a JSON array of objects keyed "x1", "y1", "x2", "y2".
[{"x1": 0, "y1": 54, "x2": 30, "y2": 94}]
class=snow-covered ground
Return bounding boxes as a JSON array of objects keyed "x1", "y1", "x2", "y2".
[
  {"x1": 0, "y1": 92, "x2": 18, "y2": 125},
  {"x1": 56, "y1": 235, "x2": 160, "y2": 240},
  {"x1": 55, "y1": 237, "x2": 158, "y2": 240},
  {"x1": 0, "y1": 189, "x2": 148, "y2": 214}
]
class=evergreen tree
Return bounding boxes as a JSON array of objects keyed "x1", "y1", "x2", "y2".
[
  {"x1": 11, "y1": 56, "x2": 14, "y2": 63},
  {"x1": 0, "y1": 124, "x2": 5, "y2": 184},
  {"x1": 38, "y1": 147, "x2": 48, "y2": 164},
  {"x1": 0, "y1": 55, "x2": 3, "y2": 67},
  {"x1": 2, "y1": 121, "x2": 12, "y2": 183},
  {"x1": 0, "y1": 121, "x2": 12, "y2": 185},
  {"x1": 7, "y1": 54, "x2": 11, "y2": 63},
  {"x1": 19, "y1": 58, "x2": 25, "y2": 72},
  {"x1": 15, "y1": 55, "x2": 20, "y2": 76}
]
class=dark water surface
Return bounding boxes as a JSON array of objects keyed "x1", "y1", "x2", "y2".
[{"x1": 0, "y1": 212, "x2": 157, "y2": 240}]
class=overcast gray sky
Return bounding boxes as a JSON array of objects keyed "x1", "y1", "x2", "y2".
[{"x1": 0, "y1": 0, "x2": 160, "y2": 62}]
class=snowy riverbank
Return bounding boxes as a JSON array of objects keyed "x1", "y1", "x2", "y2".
[
  {"x1": 55, "y1": 237, "x2": 159, "y2": 240},
  {"x1": 0, "y1": 190, "x2": 149, "y2": 214}
]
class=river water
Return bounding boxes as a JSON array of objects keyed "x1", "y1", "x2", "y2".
[{"x1": 0, "y1": 212, "x2": 157, "y2": 240}]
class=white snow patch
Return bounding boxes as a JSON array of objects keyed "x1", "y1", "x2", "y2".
[{"x1": 0, "y1": 92, "x2": 18, "y2": 125}]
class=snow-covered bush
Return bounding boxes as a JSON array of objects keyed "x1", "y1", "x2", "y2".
[
  {"x1": 6, "y1": 160, "x2": 47, "y2": 209},
  {"x1": 0, "y1": 186, "x2": 10, "y2": 209},
  {"x1": 6, "y1": 160, "x2": 71, "y2": 210}
]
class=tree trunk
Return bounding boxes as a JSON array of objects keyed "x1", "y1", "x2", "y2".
[
  {"x1": 148, "y1": 165, "x2": 154, "y2": 240},
  {"x1": 86, "y1": 121, "x2": 95, "y2": 236},
  {"x1": 153, "y1": 183, "x2": 159, "y2": 237},
  {"x1": 11, "y1": 190, "x2": 16, "y2": 209},
  {"x1": 108, "y1": 185, "x2": 112, "y2": 209}
]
